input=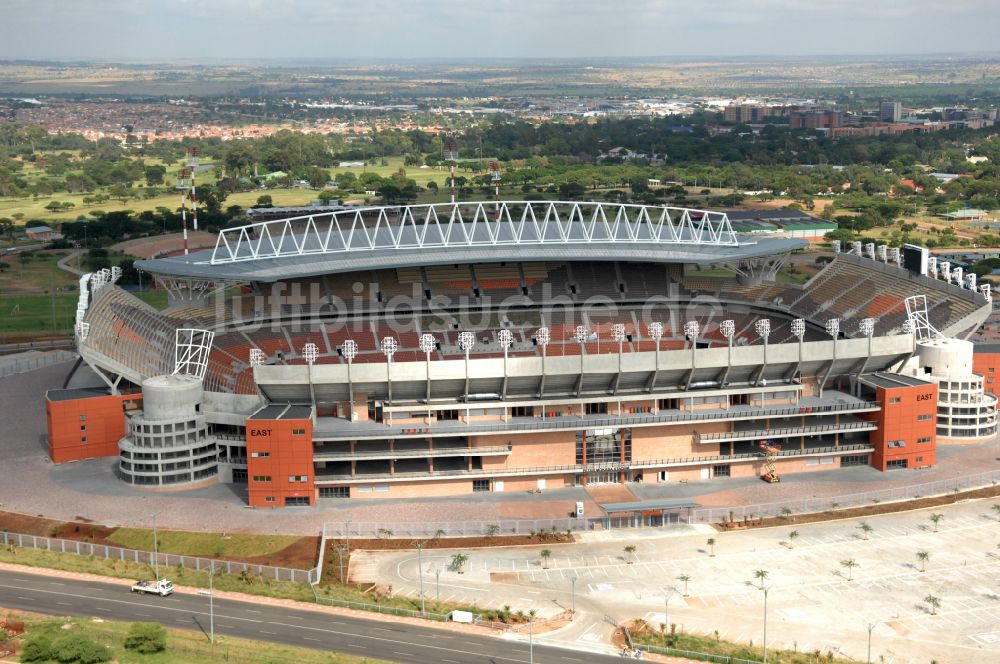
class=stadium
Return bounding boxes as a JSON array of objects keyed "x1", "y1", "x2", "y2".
[{"x1": 43, "y1": 201, "x2": 1000, "y2": 508}]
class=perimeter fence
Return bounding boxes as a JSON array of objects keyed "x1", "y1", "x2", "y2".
[{"x1": 0, "y1": 530, "x2": 318, "y2": 584}]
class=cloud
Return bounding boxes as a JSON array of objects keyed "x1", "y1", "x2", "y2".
[{"x1": 0, "y1": 0, "x2": 997, "y2": 59}]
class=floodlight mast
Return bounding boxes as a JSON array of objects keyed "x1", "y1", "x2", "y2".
[
  {"x1": 718, "y1": 319, "x2": 735, "y2": 390},
  {"x1": 790, "y1": 318, "x2": 805, "y2": 389},
  {"x1": 458, "y1": 332, "x2": 475, "y2": 418},
  {"x1": 302, "y1": 342, "x2": 319, "y2": 418},
  {"x1": 611, "y1": 323, "x2": 627, "y2": 395},
  {"x1": 536, "y1": 326, "x2": 551, "y2": 404},
  {"x1": 754, "y1": 319, "x2": 771, "y2": 387},
  {"x1": 420, "y1": 333, "x2": 436, "y2": 408},
  {"x1": 381, "y1": 337, "x2": 398, "y2": 405},
  {"x1": 498, "y1": 328, "x2": 514, "y2": 400},
  {"x1": 574, "y1": 325, "x2": 590, "y2": 398},
  {"x1": 647, "y1": 322, "x2": 664, "y2": 394},
  {"x1": 341, "y1": 340, "x2": 358, "y2": 421}
]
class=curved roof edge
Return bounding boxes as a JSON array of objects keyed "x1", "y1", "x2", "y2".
[{"x1": 137, "y1": 235, "x2": 807, "y2": 283}]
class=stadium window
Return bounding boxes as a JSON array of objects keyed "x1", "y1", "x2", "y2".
[
  {"x1": 472, "y1": 479, "x2": 491, "y2": 492},
  {"x1": 917, "y1": 414, "x2": 932, "y2": 421},
  {"x1": 253, "y1": 475, "x2": 272, "y2": 482},
  {"x1": 916, "y1": 456, "x2": 924, "y2": 463},
  {"x1": 284, "y1": 497, "x2": 310, "y2": 507},
  {"x1": 711, "y1": 465, "x2": 731, "y2": 478},
  {"x1": 888, "y1": 397, "x2": 901, "y2": 404},
  {"x1": 81, "y1": 436, "x2": 87, "y2": 443},
  {"x1": 264, "y1": 496, "x2": 275, "y2": 503},
  {"x1": 292, "y1": 429, "x2": 306, "y2": 435},
  {"x1": 250, "y1": 452, "x2": 270, "y2": 458},
  {"x1": 319, "y1": 487, "x2": 350, "y2": 498},
  {"x1": 917, "y1": 436, "x2": 932, "y2": 444},
  {"x1": 80, "y1": 425, "x2": 86, "y2": 431},
  {"x1": 886, "y1": 459, "x2": 908, "y2": 470},
  {"x1": 79, "y1": 415, "x2": 86, "y2": 421}
]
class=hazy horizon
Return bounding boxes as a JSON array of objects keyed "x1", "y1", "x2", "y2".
[{"x1": 2, "y1": 0, "x2": 999, "y2": 60}]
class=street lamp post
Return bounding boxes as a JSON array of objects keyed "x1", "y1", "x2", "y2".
[
  {"x1": 151, "y1": 511, "x2": 160, "y2": 583},
  {"x1": 570, "y1": 574, "x2": 578, "y2": 620},
  {"x1": 866, "y1": 621, "x2": 877, "y2": 664},
  {"x1": 209, "y1": 566, "x2": 215, "y2": 645},
  {"x1": 436, "y1": 566, "x2": 441, "y2": 603},
  {"x1": 416, "y1": 542, "x2": 426, "y2": 615},
  {"x1": 762, "y1": 586, "x2": 770, "y2": 664}
]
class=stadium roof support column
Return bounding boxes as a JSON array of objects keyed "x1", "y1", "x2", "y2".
[
  {"x1": 853, "y1": 319, "x2": 877, "y2": 379},
  {"x1": 420, "y1": 334, "x2": 436, "y2": 413},
  {"x1": 342, "y1": 340, "x2": 358, "y2": 421},
  {"x1": 499, "y1": 329, "x2": 514, "y2": 401}
]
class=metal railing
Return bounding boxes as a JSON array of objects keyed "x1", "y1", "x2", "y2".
[
  {"x1": 313, "y1": 445, "x2": 511, "y2": 461},
  {"x1": 0, "y1": 350, "x2": 78, "y2": 378},
  {"x1": 688, "y1": 469, "x2": 1000, "y2": 523},
  {"x1": 0, "y1": 531, "x2": 319, "y2": 585},
  {"x1": 696, "y1": 420, "x2": 877, "y2": 443},
  {"x1": 314, "y1": 443, "x2": 874, "y2": 483},
  {"x1": 314, "y1": 400, "x2": 881, "y2": 440},
  {"x1": 310, "y1": 585, "x2": 451, "y2": 621}
]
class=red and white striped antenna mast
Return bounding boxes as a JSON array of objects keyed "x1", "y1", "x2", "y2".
[
  {"x1": 489, "y1": 161, "x2": 501, "y2": 221},
  {"x1": 176, "y1": 166, "x2": 192, "y2": 255},
  {"x1": 187, "y1": 147, "x2": 199, "y2": 232},
  {"x1": 444, "y1": 137, "x2": 458, "y2": 205}
]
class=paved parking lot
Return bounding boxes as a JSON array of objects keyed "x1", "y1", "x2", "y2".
[{"x1": 368, "y1": 500, "x2": 1000, "y2": 663}]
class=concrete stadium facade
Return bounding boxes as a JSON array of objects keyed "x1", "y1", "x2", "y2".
[{"x1": 42, "y1": 202, "x2": 995, "y2": 508}]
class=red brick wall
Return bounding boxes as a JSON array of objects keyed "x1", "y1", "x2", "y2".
[
  {"x1": 46, "y1": 394, "x2": 130, "y2": 463},
  {"x1": 245, "y1": 417, "x2": 315, "y2": 508},
  {"x1": 864, "y1": 383, "x2": 938, "y2": 471}
]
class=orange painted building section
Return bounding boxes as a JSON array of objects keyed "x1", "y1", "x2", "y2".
[
  {"x1": 972, "y1": 350, "x2": 1000, "y2": 397},
  {"x1": 245, "y1": 407, "x2": 315, "y2": 508},
  {"x1": 45, "y1": 389, "x2": 136, "y2": 463},
  {"x1": 862, "y1": 381, "x2": 938, "y2": 471}
]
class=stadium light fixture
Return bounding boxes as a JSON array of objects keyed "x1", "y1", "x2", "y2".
[
  {"x1": 683, "y1": 321, "x2": 699, "y2": 340},
  {"x1": 754, "y1": 319, "x2": 771, "y2": 342},
  {"x1": 574, "y1": 325, "x2": 590, "y2": 345},
  {"x1": 825, "y1": 318, "x2": 840, "y2": 339},
  {"x1": 611, "y1": 323, "x2": 626, "y2": 342},
  {"x1": 859, "y1": 318, "x2": 876, "y2": 338},
  {"x1": 302, "y1": 343, "x2": 319, "y2": 365},
  {"x1": 648, "y1": 321, "x2": 664, "y2": 340},
  {"x1": 249, "y1": 347, "x2": 265, "y2": 367},
  {"x1": 720, "y1": 319, "x2": 735, "y2": 340},
  {"x1": 498, "y1": 328, "x2": 514, "y2": 348},
  {"x1": 419, "y1": 333, "x2": 437, "y2": 355},
  {"x1": 790, "y1": 318, "x2": 805, "y2": 340}
]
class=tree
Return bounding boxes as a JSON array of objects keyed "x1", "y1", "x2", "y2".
[
  {"x1": 677, "y1": 574, "x2": 691, "y2": 596},
  {"x1": 929, "y1": 513, "x2": 943, "y2": 532},
  {"x1": 916, "y1": 550, "x2": 929, "y2": 572},
  {"x1": 787, "y1": 530, "x2": 800, "y2": 548},
  {"x1": 706, "y1": 538, "x2": 716, "y2": 557},
  {"x1": 450, "y1": 553, "x2": 469, "y2": 574},
  {"x1": 540, "y1": 549, "x2": 552, "y2": 569},
  {"x1": 124, "y1": 622, "x2": 167, "y2": 654},
  {"x1": 108, "y1": 183, "x2": 131, "y2": 204},
  {"x1": 840, "y1": 559, "x2": 858, "y2": 582},
  {"x1": 858, "y1": 522, "x2": 873, "y2": 540},
  {"x1": 19, "y1": 634, "x2": 53, "y2": 662},
  {"x1": 144, "y1": 164, "x2": 167, "y2": 187},
  {"x1": 924, "y1": 594, "x2": 941, "y2": 615},
  {"x1": 255, "y1": 194, "x2": 273, "y2": 208},
  {"x1": 623, "y1": 544, "x2": 637, "y2": 564},
  {"x1": 50, "y1": 634, "x2": 112, "y2": 663},
  {"x1": 0, "y1": 217, "x2": 13, "y2": 241},
  {"x1": 753, "y1": 569, "x2": 769, "y2": 589}
]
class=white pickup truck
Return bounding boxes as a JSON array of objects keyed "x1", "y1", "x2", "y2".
[{"x1": 130, "y1": 579, "x2": 174, "y2": 596}]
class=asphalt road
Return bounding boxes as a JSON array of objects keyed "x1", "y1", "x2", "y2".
[{"x1": 0, "y1": 570, "x2": 621, "y2": 663}]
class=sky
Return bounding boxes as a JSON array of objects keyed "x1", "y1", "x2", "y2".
[{"x1": 1, "y1": 0, "x2": 998, "y2": 60}]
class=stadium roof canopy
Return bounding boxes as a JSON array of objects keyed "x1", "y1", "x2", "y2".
[{"x1": 137, "y1": 201, "x2": 807, "y2": 282}]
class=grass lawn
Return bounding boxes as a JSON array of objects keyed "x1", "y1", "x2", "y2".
[
  {"x1": 107, "y1": 529, "x2": 302, "y2": 559},
  {"x1": 6, "y1": 613, "x2": 388, "y2": 664},
  {"x1": 631, "y1": 624, "x2": 855, "y2": 664},
  {"x1": 0, "y1": 291, "x2": 167, "y2": 337},
  {"x1": 0, "y1": 250, "x2": 80, "y2": 293}
]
